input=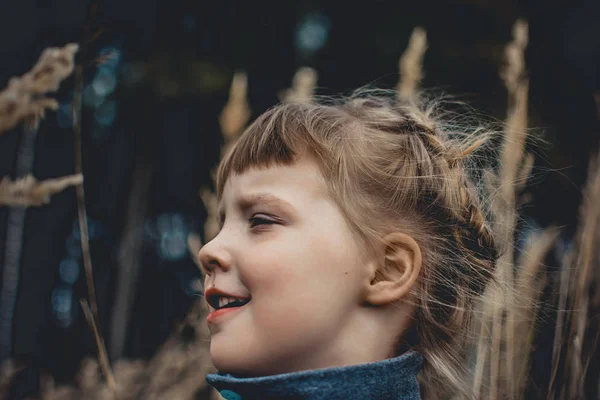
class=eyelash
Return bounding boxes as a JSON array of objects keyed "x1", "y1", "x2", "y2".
[{"x1": 249, "y1": 215, "x2": 276, "y2": 228}]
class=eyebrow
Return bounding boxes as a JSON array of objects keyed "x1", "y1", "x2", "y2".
[{"x1": 217, "y1": 193, "x2": 297, "y2": 223}]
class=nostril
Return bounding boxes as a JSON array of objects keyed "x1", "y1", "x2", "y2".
[
  {"x1": 206, "y1": 259, "x2": 222, "y2": 274},
  {"x1": 200, "y1": 263, "x2": 211, "y2": 277},
  {"x1": 200, "y1": 258, "x2": 219, "y2": 276}
]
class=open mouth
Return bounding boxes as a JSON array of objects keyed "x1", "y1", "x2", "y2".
[{"x1": 206, "y1": 294, "x2": 251, "y2": 311}]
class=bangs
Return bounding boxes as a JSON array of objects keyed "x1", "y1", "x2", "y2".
[{"x1": 215, "y1": 103, "x2": 328, "y2": 197}]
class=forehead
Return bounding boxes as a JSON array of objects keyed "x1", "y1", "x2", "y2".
[{"x1": 219, "y1": 158, "x2": 329, "y2": 208}]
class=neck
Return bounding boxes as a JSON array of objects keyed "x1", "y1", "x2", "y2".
[
  {"x1": 329, "y1": 306, "x2": 404, "y2": 365},
  {"x1": 306, "y1": 300, "x2": 417, "y2": 371},
  {"x1": 327, "y1": 299, "x2": 416, "y2": 366}
]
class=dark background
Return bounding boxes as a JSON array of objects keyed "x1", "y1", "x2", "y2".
[{"x1": 0, "y1": 0, "x2": 598, "y2": 398}]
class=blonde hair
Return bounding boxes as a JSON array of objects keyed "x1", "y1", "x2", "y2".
[{"x1": 215, "y1": 89, "x2": 498, "y2": 399}]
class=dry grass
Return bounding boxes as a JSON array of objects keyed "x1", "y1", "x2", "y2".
[
  {"x1": 0, "y1": 43, "x2": 82, "y2": 209},
  {"x1": 281, "y1": 67, "x2": 318, "y2": 104},
  {"x1": 473, "y1": 18, "x2": 600, "y2": 400},
  {"x1": 200, "y1": 70, "x2": 252, "y2": 243},
  {"x1": 550, "y1": 150, "x2": 600, "y2": 399},
  {"x1": 2, "y1": 301, "x2": 217, "y2": 400},
  {"x1": 512, "y1": 229, "x2": 560, "y2": 393},
  {"x1": 0, "y1": 44, "x2": 78, "y2": 135},
  {"x1": 492, "y1": 19, "x2": 530, "y2": 399},
  {"x1": 0, "y1": 174, "x2": 83, "y2": 207},
  {"x1": 470, "y1": 19, "x2": 561, "y2": 400},
  {"x1": 219, "y1": 71, "x2": 251, "y2": 143},
  {"x1": 71, "y1": 55, "x2": 116, "y2": 395},
  {"x1": 396, "y1": 26, "x2": 427, "y2": 99}
]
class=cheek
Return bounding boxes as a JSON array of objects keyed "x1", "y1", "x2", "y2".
[
  {"x1": 247, "y1": 233, "x2": 338, "y2": 292},
  {"x1": 247, "y1": 231, "x2": 360, "y2": 325}
]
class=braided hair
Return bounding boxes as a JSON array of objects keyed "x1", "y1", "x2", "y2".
[
  {"x1": 337, "y1": 94, "x2": 498, "y2": 399},
  {"x1": 217, "y1": 89, "x2": 499, "y2": 399}
]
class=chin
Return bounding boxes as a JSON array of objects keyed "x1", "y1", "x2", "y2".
[
  {"x1": 210, "y1": 341, "x2": 250, "y2": 376},
  {"x1": 209, "y1": 334, "x2": 299, "y2": 377},
  {"x1": 210, "y1": 345, "x2": 278, "y2": 378},
  {"x1": 210, "y1": 341, "x2": 230, "y2": 371}
]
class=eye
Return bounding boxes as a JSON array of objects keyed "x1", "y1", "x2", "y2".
[{"x1": 249, "y1": 214, "x2": 276, "y2": 228}]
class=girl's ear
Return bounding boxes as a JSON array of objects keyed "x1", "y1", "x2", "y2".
[{"x1": 363, "y1": 232, "x2": 422, "y2": 306}]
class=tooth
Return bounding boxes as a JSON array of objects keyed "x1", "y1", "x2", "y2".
[
  {"x1": 218, "y1": 297, "x2": 237, "y2": 308},
  {"x1": 217, "y1": 296, "x2": 248, "y2": 309}
]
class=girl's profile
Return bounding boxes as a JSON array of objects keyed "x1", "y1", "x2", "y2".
[
  {"x1": 199, "y1": 90, "x2": 498, "y2": 400},
  {"x1": 0, "y1": 3, "x2": 598, "y2": 399}
]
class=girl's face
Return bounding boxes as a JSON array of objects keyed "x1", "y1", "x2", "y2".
[{"x1": 199, "y1": 156, "x2": 373, "y2": 377}]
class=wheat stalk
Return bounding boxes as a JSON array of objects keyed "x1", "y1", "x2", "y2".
[
  {"x1": 493, "y1": 19, "x2": 529, "y2": 400},
  {"x1": 565, "y1": 151, "x2": 600, "y2": 398},
  {"x1": 499, "y1": 19, "x2": 529, "y2": 204},
  {"x1": 396, "y1": 26, "x2": 427, "y2": 99},
  {"x1": 513, "y1": 228, "x2": 559, "y2": 396},
  {"x1": 282, "y1": 67, "x2": 318, "y2": 104},
  {"x1": 496, "y1": 19, "x2": 529, "y2": 399},
  {"x1": 0, "y1": 174, "x2": 83, "y2": 207},
  {"x1": 219, "y1": 70, "x2": 251, "y2": 143},
  {"x1": 472, "y1": 18, "x2": 534, "y2": 400},
  {"x1": 201, "y1": 70, "x2": 252, "y2": 242},
  {"x1": 0, "y1": 43, "x2": 78, "y2": 135}
]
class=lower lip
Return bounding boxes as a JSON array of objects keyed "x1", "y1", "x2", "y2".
[{"x1": 206, "y1": 303, "x2": 249, "y2": 324}]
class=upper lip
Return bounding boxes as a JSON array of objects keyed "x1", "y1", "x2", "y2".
[{"x1": 204, "y1": 287, "x2": 251, "y2": 310}]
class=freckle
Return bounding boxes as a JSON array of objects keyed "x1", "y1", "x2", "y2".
[{"x1": 345, "y1": 272, "x2": 348, "y2": 275}]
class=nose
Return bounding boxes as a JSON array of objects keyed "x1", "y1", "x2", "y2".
[{"x1": 198, "y1": 233, "x2": 233, "y2": 277}]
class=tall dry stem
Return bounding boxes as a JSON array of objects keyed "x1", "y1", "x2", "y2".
[
  {"x1": 219, "y1": 71, "x2": 251, "y2": 143},
  {"x1": 109, "y1": 163, "x2": 152, "y2": 360},
  {"x1": 512, "y1": 229, "x2": 559, "y2": 396},
  {"x1": 548, "y1": 245, "x2": 571, "y2": 397},
  {"x1": 565, "y1": 151, "x2": 600, "y2": 398},
  {"x1": 472, "y1": 19, "x2": 535, "y2": 400},
  {"x1": 282, "y1": 67, "x2": 318, "y2": 104},
  {"x1": 499, "y1": 19, "x2": 529, "y2": 203},
  {"x1": 200, "y1": 70, "x2": 251, "y2": 243},
  {"x1": 396, "y1": 27, "x2": 427, "y2": 99},
  {"x1": 497, "y1": 19, "x2": 529, "y2": 399},
  {"x1": 72, "y1": 60, "x2": 117, "y2": 395}
]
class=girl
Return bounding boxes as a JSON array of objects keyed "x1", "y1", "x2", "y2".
[{"x1": 198, "y1": 90, "x2": 498, "y2": 400}]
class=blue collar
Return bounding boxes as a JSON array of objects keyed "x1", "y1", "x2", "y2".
[{"x1": 205, "y1": 351, "x2": 422, "y2": 400}]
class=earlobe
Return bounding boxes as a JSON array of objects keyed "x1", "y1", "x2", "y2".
[{"x1": 364, "y1": 232, "x2": 422, "y2": 306}]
